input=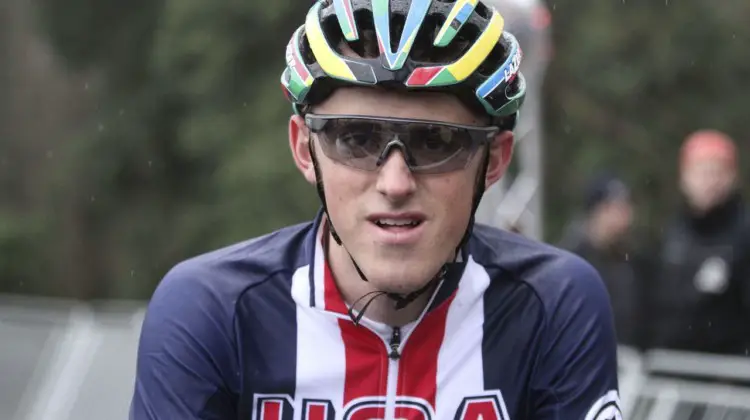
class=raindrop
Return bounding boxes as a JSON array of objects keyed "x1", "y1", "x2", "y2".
[
  {"x1": 91, "y1": 196, "x2": 96, "y2": 202},
  {"x1": 46, "y1": 150, "x2": 54, "y2": 159},
  {"x1": 148, "y1": 161, "x2": 153, "y2": 167},
  {"x1": 98, "y1": 124, "x2": 105, "y2": 132}
]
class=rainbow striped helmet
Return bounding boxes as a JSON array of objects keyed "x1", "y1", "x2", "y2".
[{"x1": 281, "y1": 0, "x2": 526, "y2": 127}]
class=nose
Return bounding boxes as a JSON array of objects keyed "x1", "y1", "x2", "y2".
[{"x1": 375, "y1": 149, "x2": 417, "y2": 201}]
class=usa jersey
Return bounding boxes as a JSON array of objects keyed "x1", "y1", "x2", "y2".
[{"x1": 130, "y1": 211, "x2": 621, "y2": 420}]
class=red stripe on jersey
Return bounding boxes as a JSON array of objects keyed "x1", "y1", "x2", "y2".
[
  {"x1": 323, "y1": 252, "x2": 388, "y2": 409},
  {"x1": 339, "y1": 319, "x2": 388, "y2": 410},
  {"x1": 396, "y1": 293, "x2": 455, "y2": 415}
]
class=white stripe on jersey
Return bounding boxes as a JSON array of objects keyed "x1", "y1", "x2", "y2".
[
  {"x1": 437, "y1": 257, "x2": 494, "y2": 415},
  {"x1": 291, "y1": 265, "x2": 348, "y2": 413}
]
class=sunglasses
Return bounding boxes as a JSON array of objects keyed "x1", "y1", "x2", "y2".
[{"x1": 305, "y1": 114, "x2": 499, "y2": 174}]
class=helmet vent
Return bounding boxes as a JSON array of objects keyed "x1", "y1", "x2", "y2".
[
  {"x1": 474, "y1": 2, "x2": 491, "y2": 20},
  {"x1": 347, "y1": 10, "x2": 378, "y2": 58},
  {"x1": 476, "y1": 42, "x2": 507, "y2": 77},
  {"x1": 389, "y1": 13, "x2": 407, "y2": 51},
  {"x1": 299, "y1": 30, "x2": 317, "y2": 65}
]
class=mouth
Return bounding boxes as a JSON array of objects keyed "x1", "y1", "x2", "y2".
[
  {"x1": 373, "y1": 218, "x2": 423, "y2": 229},
  {"x1": 367, "y1": 213, "x2": 426, "y2": 244},
  {"x1": 369, "y1": 213, "x2": 424, "y2": 228}
]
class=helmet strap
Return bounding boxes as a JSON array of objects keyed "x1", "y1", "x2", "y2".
[{"x1": 309, "y1": 138, "x2": 344, "y2": 246}]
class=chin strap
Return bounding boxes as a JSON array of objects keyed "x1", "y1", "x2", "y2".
[
  {"x1": 309, "y1": 136, "x2": 491, "y2": 325},
  {"x1": 346, "y1": 259, "x2": 448, "y2": 325}
]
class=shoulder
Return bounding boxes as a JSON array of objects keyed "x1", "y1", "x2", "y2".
[
  {"x1": 136, "y1": 220, "x2": 317, "y2": 388},
  {"x1": 468, "y1": 228, "x2": 619, "y2": 412},
  {"x1": 470, "y1": 225, "x2": 608, "y2": 310},
  {"x1": 132, "y1": 222, "x2": 317, "y2": 413},
  {"x1": 145, "y1": 220, "x2": 316, "y2": 330},
  {"x1": 470, "y1": 226, "x2": 614, "y2": 345}
]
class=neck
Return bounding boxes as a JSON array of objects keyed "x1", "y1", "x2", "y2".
[{"x1": 326, "y1": 233, "x2": 434, "y2": 327}]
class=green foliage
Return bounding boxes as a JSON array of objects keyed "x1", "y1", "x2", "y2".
[
  {"x1": 4, "y1": 0, "x2": 748, "y2": 299},
  {"x1": 33, "y1": 0, "x2": 162, "y2": 88},
  {"x1": 25, "y1": 0, "x2": 315, "y2": 299},
  {"x1": 543, "y1": 0, "x2": 750, "y2": 242}
]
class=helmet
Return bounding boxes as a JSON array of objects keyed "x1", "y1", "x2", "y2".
[{"x1": 281, "y1": 0, "x2": 526, "y2": 128}]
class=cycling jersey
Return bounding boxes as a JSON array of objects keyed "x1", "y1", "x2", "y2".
[{"x1": 130, "y1": 210, "x2": 621, "y2": 420}]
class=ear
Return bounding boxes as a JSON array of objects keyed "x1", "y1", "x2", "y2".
[
  {"x1": 289, "y1": 114, "x2": 317, "y2": 185},
  {"x1": 484, "y1": 130, "x2": 514, "y2": 189}
]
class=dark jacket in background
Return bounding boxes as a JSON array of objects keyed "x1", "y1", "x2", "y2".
[
  {"x1": 559, "y1": 221, "x2": 650, "y2": 349},
  {"x1": 648, "y1": 192, "x2": 750, "y2": 355}
]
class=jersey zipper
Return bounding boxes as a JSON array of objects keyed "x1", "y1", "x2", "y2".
[
  {"x1": 345, "y1": 279, "x2": 445, "y2": 417},
  {"x1": 384, "y1": 326, "x2": 402, "y2": 419},
  {"x1": 388, "y1": 326, "x2": 401, "y2": 360}
]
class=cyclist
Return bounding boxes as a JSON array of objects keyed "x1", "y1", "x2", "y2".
[{"x1": 130, "y1": 0, "x2": 621, "y2": 419}]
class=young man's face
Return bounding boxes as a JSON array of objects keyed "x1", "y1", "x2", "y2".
[{"x1": 289, "y1": 87, "x2": 513, "y2": 294}]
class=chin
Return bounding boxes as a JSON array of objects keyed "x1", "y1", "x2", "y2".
[{"x1": 363, "y1": 262, "x2": 443, "y2": 295}]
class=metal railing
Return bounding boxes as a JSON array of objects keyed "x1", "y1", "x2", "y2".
[
  {"x1": 619, "y1": 346, "x2": 750, "y2": 420},
  {"x1": 0, "y1": 295, "x2": 144, "y2": 420}
]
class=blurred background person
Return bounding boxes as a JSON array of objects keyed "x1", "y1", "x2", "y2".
[
  {"x1": 647, "y1": 130, "x2": 750, "y2": 355},
  {"x1": 559, "y1": 173, "x2": 649, "y2": 349}
]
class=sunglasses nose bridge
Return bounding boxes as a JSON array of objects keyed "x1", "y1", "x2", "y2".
[{"x1": 375, "y1": 136, "x2": 417, "y2": 168}]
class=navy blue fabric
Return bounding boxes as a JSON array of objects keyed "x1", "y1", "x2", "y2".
[
  {"x1": 471, "y1": 225, "x2": 619, "y2": 419},
  {"x1": 130, "y1": 213, "x2": 619, "y2": 419}
]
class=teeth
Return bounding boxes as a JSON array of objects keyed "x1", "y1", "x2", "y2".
[{"x1": 377, "y1": 219, "x2": 420, "y2": 227}]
